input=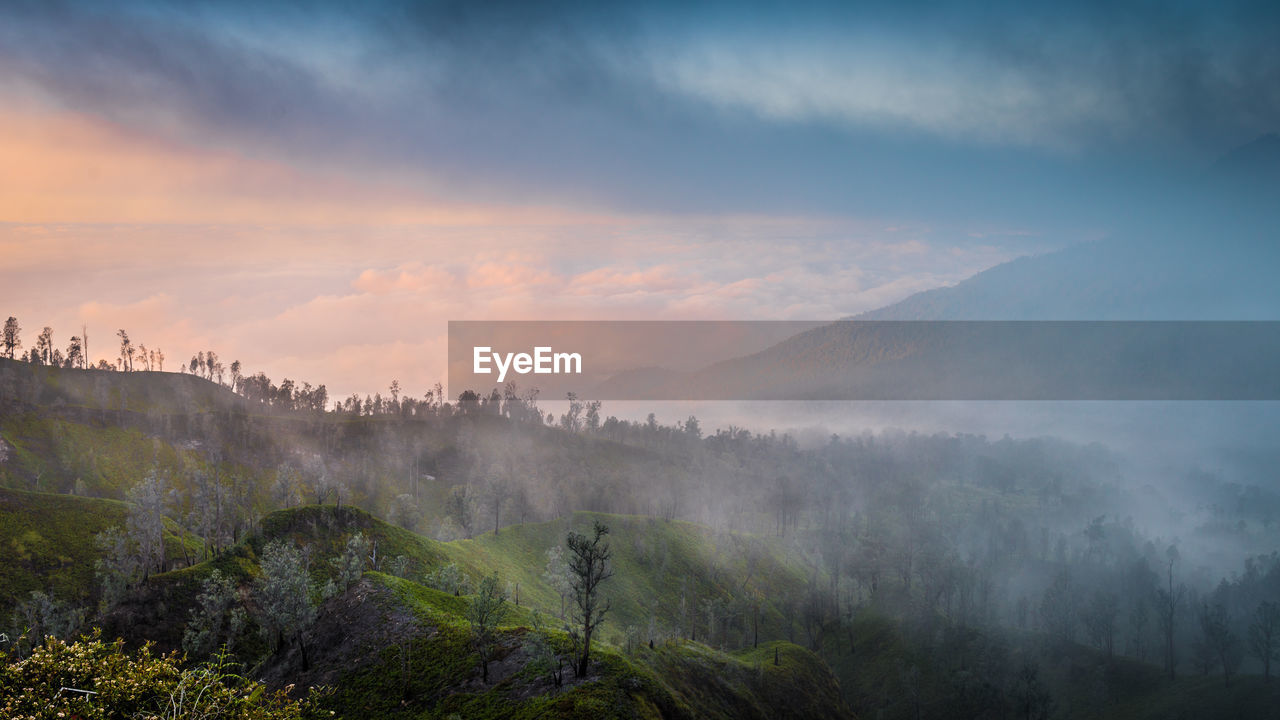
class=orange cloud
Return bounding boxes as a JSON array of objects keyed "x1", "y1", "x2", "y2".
[
  {"x1": 0, "y1": 107, "x2": 616, "y2": 226},
  {"x1": 352, "y1": 264, "x2": 459, "y2": 295}
]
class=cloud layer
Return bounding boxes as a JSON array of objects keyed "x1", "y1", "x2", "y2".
[
  {"x1": 0, "y1": 220, "x2": 1031, "y2": 398},
  {"x1": 3, "y1": 1, "x2": 1274, "y2": 399},
  {"x1": 3, "y1": 1, "x2": 1277, "y2": 220}
]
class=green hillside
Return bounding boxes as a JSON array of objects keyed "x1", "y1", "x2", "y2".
[
  {"x1": 0, "y1": 358, "x2": 250, "y2": 415},
  {"x1": 0, "y1": 487, "x2": 198, "y2": 619},
  {"x1": 305, "y1": 572, "x2": 850, "y2": 720},
  {"x1": 444, "y1": 512, "x2": 806, "y2": 646},
  {"x1": 3, "y1": 358, "x2": 1277, "y2": 719},
  {"x1": 82, "y1": 504, "x2": 855, "y2": 719}
]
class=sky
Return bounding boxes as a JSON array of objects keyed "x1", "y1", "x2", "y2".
[{"x1": 1, "y1": 0, "x2": 1278, "y2": 401}]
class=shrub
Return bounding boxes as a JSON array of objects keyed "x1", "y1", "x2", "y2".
[{"x1": 0, "y1": 630, "x2": 325, "y2": 720}]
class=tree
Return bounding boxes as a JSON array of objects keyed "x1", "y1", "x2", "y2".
[
  {"x1": 467, "y1": 573, "x2": 508, "y2": 684},
  {"x1": 9, "y1": 591, "x2": 85, "y2": 658},
  {"x1": 560, "y1": 392, "x2": 583, "y2": 432},
  {"x1": 1082, "y1": 590, "x2": 1119, "y2": 657},
  {"x1": 116, "y1": 329, "x2": 132, "y2": 371},
  {"x1": 1198, "y1": 601, "x2": 1241, "y2": 686},
  {"x1": 543, "y1": 545, "x2": 574, "y2": 620},
  {"x1": 255, "y1": 540, "x2": 317, "y2": 670},
  {"x1": 1249, "y1": 600, "x2": 1280, "y2": 682},
  {"x1": 93, "y1": 525, "x2": 142, "y2": 613},
  {"x1": 35, "y1": 327, "x2": 53, "y2": 365},
  {"x1": 584, "y1": 400, "x2": 602, "y2": 432},
  {"x1": 1155, "y1": 548, "x2": 1184, "y2": 679},
  {"x1": 207, "y1": 350, "x2": 222, "y2": 383},
  {"x1": 484, "y1": 471, "x2": 511, "y2": 536},
  {"x1": 188, "y1": 468, "x2": 232, "y2": 558},
  {"x1": 1010, "y1": 662, "x2": 1053, "y2": 720},
  {"x1": 2, "y1": 317, "x2": 20, "y2": 359},
  {"x1": 332, "y1": 532, "x2": 371, "y2": 589},
  {"x1": 527, "y1": 610, "x2": 567, "y2": 688},
  {"x1": 126, "y1": 472, "x2": 169, "y2": 578},
  {"x1": 1038, "y1": 569, "x2": 1077, "y2": 643},
  {"x1": 566, "y1": 521, "x2": 614, "y2": 677},
  {"x1": 445, "y1": 485, "x2": 475, "y2": 538},
  {"x1": 425, "y1": 562, "x2": 466, "y2": 595},
  {"x1": 66, "y1": 336, "x2": 83, "y2": 369},
  {"x1": 387, "y1": 493, "x2": 419, "y2": 531},
  {"x1": 272, "y1": 464, "x2": 300, "y2": 509},
  {"x1": 182, "y1": 570, "x2": 246, "y2": 660}
]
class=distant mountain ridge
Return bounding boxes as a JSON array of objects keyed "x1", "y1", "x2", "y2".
[{"x1": 592, "y1": 135, "x2": 1280, "y2": 398}]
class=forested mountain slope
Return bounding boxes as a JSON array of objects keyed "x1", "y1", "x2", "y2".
[{"x1": 3, "y1": 357, "x2": 1279, "y2": 718}]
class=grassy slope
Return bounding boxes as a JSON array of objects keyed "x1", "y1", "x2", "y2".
[
  {"x1": 443, "y1": 512, "x2": 806, "y2": 644},
  {"x1": 310, "y1": 571, "x2": 851, "y2": 720},
  {"x1": 0, "y1": 487, "x2": 199, "y2": 620},
  {"x1": 0, "y1": 413, "x2": 206, "y2": 498},
  {"x1": 111, "y1": 505, "x2": 854, "y2": 719},
  {"x1": 3, "y1": 488, "x2": 1271, "y2": 719},
  {"x1": 0, "y1": 358, "x2": 274, "y2": 503},
  {"x1": 0, "y1": 357, "x2": 246, "y2": 415},
  {"x1": 3, "y1": 362, "x2": 1271, "y2": 717}
]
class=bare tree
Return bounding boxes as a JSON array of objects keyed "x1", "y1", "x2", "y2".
[
  {"x1": 1155, "y1": 549, "x2": 1184, "y2": 679},
  {"x1": 1082, "y1": 590, "x2": 1119, "y2": 657},
  {"x1": 1198, "y1": 601, "x2": 1241, "y2": 686},
  {"x1": 567, "y1": 521, "x2": 614, "y2": 677},
  {"x1": 1249, "y1": 600, "x2": 1280, "y2": 682},
  {"x1": 1039, "y1": 569, "x2": 1077, "y2": 643},
  {"x1": 484, "y1": 470, "x2": 511, "y2": 536},
  {"x1": 1010, "y1": 662, "x2": 1053, "y2": 720},
  {"x1": 116, "y1": 329, "x2": 132, "y2": 371}
]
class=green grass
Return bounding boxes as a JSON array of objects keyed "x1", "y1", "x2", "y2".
[
  {"x1": 0, "y1": 487, "x2": 199, "y2": 621},
  {"x1": 105, "y1": 506, "x2": 853, "y2": 719},
  {"x1": 320, "y1": 572, "x2": 849, "y2": 720},
  {"x1": 0, "y1": 413, "x2": 199, "y2": 497},
  {"x1": 0, "y1": 357, "x2": 251, "y2": 416},
  {"x1": 441, "y1": 512, "x2": 806, "y2": 646}
]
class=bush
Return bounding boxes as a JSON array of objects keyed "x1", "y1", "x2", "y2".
[{"x1": 0, "y1": 630, "x2": 325, "y2": 720}]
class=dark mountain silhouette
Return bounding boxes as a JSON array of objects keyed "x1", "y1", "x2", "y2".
[{"x1": 594, "y1": 139, "x2": 1280, "y2": 400}]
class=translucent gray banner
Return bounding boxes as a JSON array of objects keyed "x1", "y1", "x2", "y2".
[{"x1": 448, "y1": 321, "x2": 1280, "y2": 400}]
